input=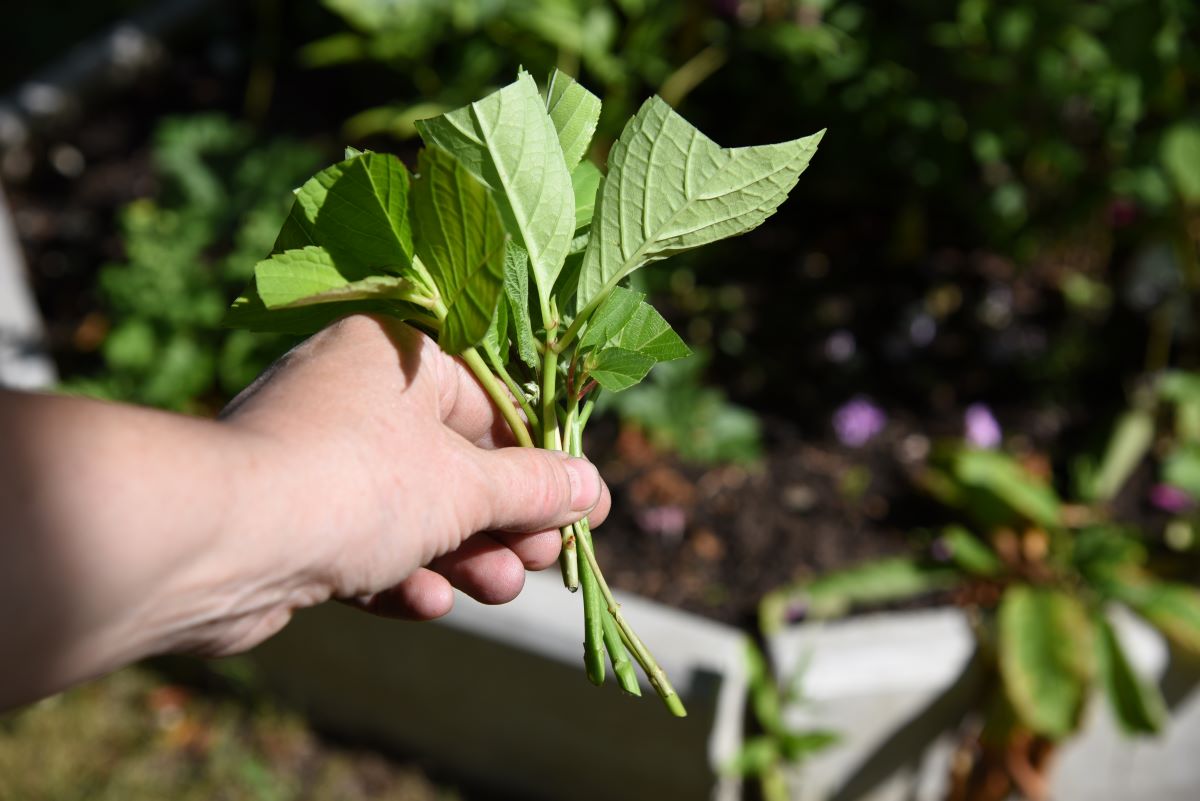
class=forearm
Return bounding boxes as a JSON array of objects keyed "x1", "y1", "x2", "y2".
[{"x1": 0, "y1": 390, "x2": 315, "y2": 709}]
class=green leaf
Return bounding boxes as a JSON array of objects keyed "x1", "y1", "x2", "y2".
[
  {"x1": 726, "y1": 736, "x2": 779, "y2": 777},
  {"x1": 1090, "y1": 409, "x2": 1154, "y2": 502},
  {"x1": 953, "y1": 449, "x2": 1061, "y2": 528},
  {"x1": 585, "y1": 347, "x2": 656, "y2": 392},
  {"x1": 572, "y1": 160, "x2": 603, "y2": 230},
  {"x1": 576, "y1": 96, "x2": 823, "y2": 309},
  {"x1": 1163, "y1": 444, "x2": 1200, "y2": 498},
  {"x1": 273, "y1": 151, "x2": 413, "y2": 280},
  {"x1": 579, "y1": 286, "x2": 690, "y2": 362},
  {"x1": 482, "y1": 279, "x2": 509, "y2": 359},
  {"x1": 225, "y1": 283, "x2": 404, "y2": 335},
  {"x1": 503, "y1": 242, "x2": 539, "y2": 369},
  {"x1": 579, "y1": 286, "x2": 644, "y2": 352},
  {"x1": 941, "y1": 525, "x2": 1004, "y2": 577},
  {"x1": 415, "y1": 71, "x2": 574, "y2": 313},
  {"x1": 254, "y1": 246, "x2": 421, "y2": 309},
  {"x1": 546, "y1": 69, "x2": 601, "y2": 170},
  {"x1": 1113, "y1": 578, "x2": 1200, "y2": 658},
  {"x1": 762, "y1": 557, "x2": 960, "y2": 626},
  {"x1": 615, "y1": 303, "x2": 691, "y2": 361},
  {"x1": 998, "y1": 586, "x2": 1095, "y2": 738},
  {"x1": 1161, "y1": 123, "x2": 1200, "y2": 203},
  {"x1": 1095, "y1": 613, "x2": 1165, "y2": 735},
  {"x1": 412, "y1": 147, "x2": 508, "y2": 354},
  {"x1": 779, "y1": 731, "x2": 839, "y2": 761}
]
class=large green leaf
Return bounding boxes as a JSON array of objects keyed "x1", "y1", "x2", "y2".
[
  {"x1": 415, "y1": 71, "x2": 574, "y2": 313},
  {"x1": 998, "y1": 586, "x2": 1095, "y2": 738},
  {"x1": 411, "y1": 147, "x2": 508, "y2": 354},
  {"x1": 576, "y1": 96, "x2": 823, "y2": 309},
  {"x1": 546, "y1": 69, "x2": 601, "y2": 170},
  {"x1": 255, "y1": 246, "x2": 422, "y2": 309},
  {"x1": 1095, "y1": 613, "x2": 1165, "y2": 735},
  {"x1": 1113, "y1": 577, "x2": 1200, "y2": 658},
  {"x1": 273, "y1": 151, "x2": 413, "y2": 280}
]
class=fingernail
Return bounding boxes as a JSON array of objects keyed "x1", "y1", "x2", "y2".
[{"x1": 565, "y1": 457, "x2": 602, "y2": 512}]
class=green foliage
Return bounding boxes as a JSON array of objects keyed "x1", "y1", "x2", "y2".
[
  {"x1": 1095, "y1": 613, "x2": 1166, "y2": 735},
  {"x1": 726, "y1": 640, "x2": 838, "y2": 801},
  {"x1": 226, "y1": 71, "x2": 820, "y2": 714},
  {"x1": 998, "y1": 586, "x2": 1095, "y2": 739},
  {"x1": 599, "y1": 352, "x2": 763, "y2": 464},
  {"x1": 64, "y1": 115, "x2": 321, "y2": 411}
]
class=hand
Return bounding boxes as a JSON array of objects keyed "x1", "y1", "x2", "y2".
[
  {"x1": 0, "y1": 315, "x2": 609, "y2": 709},
  {"x1": 216, "y1": 315, "x2": 610, "y2": 646}
]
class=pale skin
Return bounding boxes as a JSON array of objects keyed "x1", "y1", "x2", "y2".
[{"x1": 0, "y1": 315, "x2": 610, "y2": 711}]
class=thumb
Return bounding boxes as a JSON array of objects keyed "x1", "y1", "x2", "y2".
[{"x1": 466, "y1": 447, "x2": 603, "y2": 533}]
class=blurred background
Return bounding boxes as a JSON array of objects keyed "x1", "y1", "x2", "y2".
[{"x1": 1, "y1": 1, "x2": 1198, "y2": 799}]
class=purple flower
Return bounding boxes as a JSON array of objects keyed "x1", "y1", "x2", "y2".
[
  {"x1": 833, "y1": 397, "x2": 887, "y2": 447},
  {"x1": 964, "y1": 403, "x2": 1002, "y2": 449},
  {"x1": 1149, "y1": 484, "x2": 1195, "y2": 515}
]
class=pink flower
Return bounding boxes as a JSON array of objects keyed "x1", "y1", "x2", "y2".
[
  {"x1": 1149, "y1": 484, "x2": 1195, "y2": 515},
  {"x1": 833, "y1": 397, "x2": 886, "y2": 447},
  {"x1": 964, "y1": 403, "x2": 1002, "y2": 449}
]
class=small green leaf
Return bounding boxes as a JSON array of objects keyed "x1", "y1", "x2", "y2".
[
  {"x1": 1163, "y1": 445, "x2": 1200, "y2": 498},
  {"x1": 546, "y1": 69, "x2": 601, "y2": 170},
  {"x1": 1095, "y1": 613, "x2": 1165, "y2": 735},
  {"x1": 572, "y1": 160, "x2": 603, "y2": 230},
  {"x1": 779, "y1": 730, "x2": 839, "y2": 761},
  {"x1": 412, "y1": 147, "x2": 508, "y2": 354},
  {"x1": 579, "y1": 286, "x2": 644, "y2": 352},
  {"x1": 1091, "y1": 409, "x2": 1154, "y2": 502},
  {"x1": 255, "y1": 246, "x2": 421, "y2": 309},
  {"x1": 998, "y1": 586, "x2": 1095, "y2": 738},
  {"x1": 579, "y1": 286, "x2": 690, "y2": 364},
  {"x1": 225, "y1": 285, "x2": 404, "y2": 335},
  {"x1": 615, "y1": 303, "x2": 691, "y2": 361},
  {"x1": 953, "y1": 449, "x2": 1061, "y2": 528},
  {"x1": 503, "y1": 242, "x2": 539, "y2": 369},
  {"x1": 577, "y1": 95, "x2": 823, "y2": 309},
  {"x1": 1161, "y1": 123, "x2": 1200, "y2": 203},
  {"x1": 415, "y1": 71, "x2": 574, "y2": 315},
  {"x1": 1113, "y1": 577, "x2": 1200, "y2": 658},
  {"x1": 726, "y1": 736, "x2": 779, "y2": 777},
  {"x1": 482, "y1": 282, "x2": 509, "y2": 359},
  {"x1": 767, "y1": 557, "x2": 960, "y2": 623},
  {"x1": 941, "y1": 525, "x2": 1004, "y2": 577},
  {"x1": 273, "y1": 151, "x2": 413, "y2": 280},
  {"x1": 586, "y1": 347, "x2": 656, "y2": 392}
]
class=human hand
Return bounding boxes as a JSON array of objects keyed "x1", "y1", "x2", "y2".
[{"x1": 213, "y1": 314, "x2": 610, "y2": 652}]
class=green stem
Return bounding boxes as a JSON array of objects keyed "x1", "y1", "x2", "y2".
[
  {"x1": 574, "y1": 530, "x2": 686, "y2": 716},
  {"x1": 461, "y1": 348, "x2": 534, "y2": 449},
  {"x1": 577, "y1": 519, "x2": 605, "y2": 686},
  {"x1": 543, "y1": 321, "x2": 578, "y2": 592},
  {"x1": 482, "y1": 346, "x2": 539, "y2": 431},
  {"x1": 568, "y1": 397, "x2": 683, "y2": 715}
]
